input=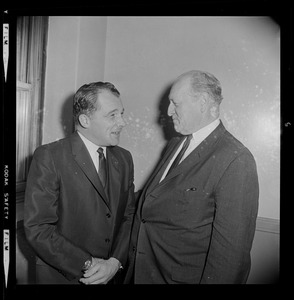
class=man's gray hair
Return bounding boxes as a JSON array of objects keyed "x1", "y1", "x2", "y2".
[{"x1": 178, "y1": 70, "x2": 223, "y2": 104}]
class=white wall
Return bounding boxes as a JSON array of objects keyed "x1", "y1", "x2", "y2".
[
  {"x1": 43, "y1": 16, "x2": 107, "y2": 143},
  {"x1": 103, "y1": 16, "x2": 280, "y2": 220}
]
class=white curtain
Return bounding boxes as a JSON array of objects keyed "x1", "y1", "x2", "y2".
[{"x1": 16, "y1": 16, "x2": 48, "y2": 194}]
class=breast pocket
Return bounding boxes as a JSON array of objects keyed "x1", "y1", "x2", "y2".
[{"x1": 174, "y1": 187, "x2": 215, "y2": 227}]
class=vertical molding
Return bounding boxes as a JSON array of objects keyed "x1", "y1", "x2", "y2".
[
  {"x1": 16, "y1": 16, "x2": 49, "y2": 195},
  {"x1": 74, "y1": 16, "x2": 81, "y2": 92}
]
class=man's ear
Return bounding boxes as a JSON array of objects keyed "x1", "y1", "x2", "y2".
[
  {"x1": 199, "y1": 93, "x2": 209, "y2": 113},
  {"x1": 210, "y1": 105, "x2": 219, "y2": 118},
  {"x1": 78, "y1": 114, "x2": 91, "y2": 128}
]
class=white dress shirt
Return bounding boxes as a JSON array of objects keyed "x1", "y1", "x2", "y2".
[
  {"x1": 77, "y1": 131, "x2": 106, "y2": 173},
  {"x1": 160, "y1": 118, "x2": 220, "y2": 182}
]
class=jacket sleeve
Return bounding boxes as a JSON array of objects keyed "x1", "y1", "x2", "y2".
[
  {"x1": 24, "y1": 146, "x2": 91, "y2": 280},
  {"x1": 109, "y1": 151, "x2": 136, "y2": 267},
  {"x1": 200, "y1": 151, "x2": 259, "y2": 283}
]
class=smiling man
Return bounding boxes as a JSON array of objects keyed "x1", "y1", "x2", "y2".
[{"x1": 24, "y1": 82, "x2": 136, "y2": 284}]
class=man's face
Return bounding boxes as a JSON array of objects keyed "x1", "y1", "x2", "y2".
[
  {"x1": 168, "y1": 78, "x2": 202, "y2": 135},
  {"x1": 87, "y1": 90, "x2": 126, "y2": 146}
]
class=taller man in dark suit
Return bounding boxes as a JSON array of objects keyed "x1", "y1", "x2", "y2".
[
  {"x1": 24, "y1": 82, "x2": 136, "y2": 284},
  {"x1": 125, "y1": 70, "x2": 259, "y2": 284}
]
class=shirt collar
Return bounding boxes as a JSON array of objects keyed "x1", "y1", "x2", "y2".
[
  {"x1": 191, "y1": 118, "x2": 220, "y2": 143},
  {"x1": 77, "y1": 131, "x2": 107, "y2": 157}
]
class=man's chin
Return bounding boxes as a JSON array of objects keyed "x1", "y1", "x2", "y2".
[
  {"x1": 109, "y1": 134, "x2": 120, "y2": 146},
  {"x1": 173, "y1": 124, "x2": 182, "y2": 134}
]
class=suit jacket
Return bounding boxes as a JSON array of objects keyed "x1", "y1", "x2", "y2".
[
  {"x1": 24, "y1": 131, "x2": 135, "y2": 284},
  {"x1": 125, "y1": 121, "x2": 259, "y2": 284}
]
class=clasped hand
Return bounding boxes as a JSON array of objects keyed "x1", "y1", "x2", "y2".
[{"x1": 79, "y1": 257, "x2": 120, "y2": 285}]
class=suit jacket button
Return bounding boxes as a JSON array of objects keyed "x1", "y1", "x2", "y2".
[
  {"x1": 105, "y1": 238, "x2": 110, "y2": 243},
  {"x1": 106, "y1": 213, "x2": 111, "y2": 218},
  {"x1": 142, "y1": 219, "x2": 146, "y2": 223},
  {"x1": 132, "y1": 246, "x2": 136, "y2": 252}
]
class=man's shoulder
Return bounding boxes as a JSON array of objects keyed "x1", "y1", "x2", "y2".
[
  {"x1": 34, "y1": 135, "x2": 72, "y2": 155},
  {"x1": 109, "y1": 145, "x2": 132, "y2": 160},
  {"x1": 222, "y1": 130, "x2": 248, "y2": 151},
  {"x1": 218, "y1": 130, "x2": 255, "y2": 163}
]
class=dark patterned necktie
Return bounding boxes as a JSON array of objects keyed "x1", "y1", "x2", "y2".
[
  {"x1": 97, "y1": 147, "x2": 107, "y2": 187},
  {"x1": 166, "y1": 134, "x2": 192, "y2": 176}
]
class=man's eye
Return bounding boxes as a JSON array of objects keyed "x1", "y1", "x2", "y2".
[{"x1": 170, "y1": 100, "x2": 177, "y2": 107}]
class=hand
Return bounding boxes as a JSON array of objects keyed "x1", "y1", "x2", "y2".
[{"x1": 79, "y1": 257, "x2": 121, "y2": 285}]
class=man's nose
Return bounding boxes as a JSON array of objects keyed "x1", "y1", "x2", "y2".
[
  {"x1": 117, "y1": 115, "x2": 126, "y2": 127},
  {"x1": 167, "y1": 103, "x2": 174, "y2": 116}
]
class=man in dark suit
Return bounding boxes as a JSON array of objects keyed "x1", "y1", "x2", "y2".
[
  {"x1": 125, "y1": 70, "x2": 259, "y2": 284},
  {"x1": 24, "y1": 81, "x2": 136, "y2": 284}
]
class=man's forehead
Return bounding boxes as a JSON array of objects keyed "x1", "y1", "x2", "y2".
[
  {"x1": 169, "y1": 78, "x2": 191, "y2": 98},
  {"x1": 99, "y1": 94, "x2": 123, "y2": 110}
]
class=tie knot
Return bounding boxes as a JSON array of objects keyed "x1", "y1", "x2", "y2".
[
  {"x1": 183, "y1": 134, "x2": 192, "y2": 147},
  {"x1": 97, "y1": 147, "x2": 104, "y2": 156},
  {"x1": 186, "y1": 134, "x2": 193, "y2": 141}
]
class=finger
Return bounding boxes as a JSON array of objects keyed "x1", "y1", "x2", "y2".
[
  {"x1": 90, "y1": 276, "x2": 112, "y2": 285},
  {"x1": 80, "y1": 276, "x2": 105, "y2": 285},
  {"x1": 80, "y1": 271, "x2": 105, "y2": 284},
  {"x1": 83, "y1": 258, "x2": 104, "y2": 277},
  {"x1": 90, "y1": 279, "x2": 107, "y2": 284},
  {"x1": 83, "y1": 264, "x2": 102, "y2": 277}
]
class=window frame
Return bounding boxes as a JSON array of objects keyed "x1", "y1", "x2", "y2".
[{"x1": 16, "y1": 16, "x2": 48, "y2": 201}]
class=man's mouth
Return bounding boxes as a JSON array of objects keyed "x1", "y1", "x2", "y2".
[{"x1": 111, "y1": 130, "x2": 121, "y2": 136}]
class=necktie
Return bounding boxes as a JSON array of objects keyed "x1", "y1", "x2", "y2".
[
  {"x1": 97, "y1": 147, "x2": 107, "y2": 187},
  {"x1": 166, "y1": 134, "x2": 192, "y2": 176}
]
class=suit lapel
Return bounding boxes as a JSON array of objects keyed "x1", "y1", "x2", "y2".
[
  {"x1": 145, "y1": 137, "x2": 182, "y2": 197},
  {"x1": 70, "y1": 132, "x2": 111, "y2": 211},
  {"x1": 146, "y1": 122, "x2": 227, "y2": 197}
]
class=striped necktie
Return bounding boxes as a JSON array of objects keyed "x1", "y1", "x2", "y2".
[
  {"x1": 166, "y1": 134, "x2": 192, "y2": 176},
  {"x1": 97, "y1": 147, "x2": 107, "y2": 187}
]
